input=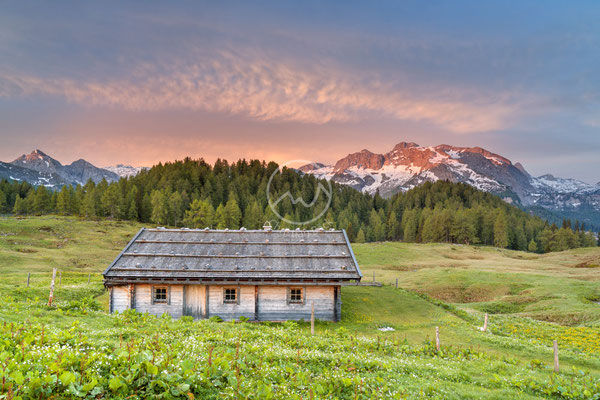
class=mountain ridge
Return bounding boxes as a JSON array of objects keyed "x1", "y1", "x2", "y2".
[
  {"x1": 4, "y1": 150, "x2": 120, "y2": 187},
  {"x1": 300, "y1": 142, "x2": 600, "y2": 229}
]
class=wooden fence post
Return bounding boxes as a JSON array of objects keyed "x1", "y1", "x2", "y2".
[
  {"x1": 395, "y1": 278, "x2": 398, "y2": 289},
  {"x1": 435, "y1": 327, "x2": 440, "y2": 351},
  {"x1": 483, "y1": 313, "x2": 488, "y2": 332},
  {"x1": 27, "y1": 272, "x2": 31, "y2": 288},
  {"x1": 553, "y1": 340, "x2": 559, "y2": 373},
  {"x1": 59, "y1": 271, "x2": 62, "y2": 285},
  {"x1": 311, "y1": 302, "x2": 315, "y2": 335},
  {"x1": 88, "y1": 273, "x2": 91, "y2": 284},
  {"x1": 48, "y1": 268, "x2": 57, "y2": 306},
  {"x1": 372, "y1": 271, "x2": 375, "y2": 283}
]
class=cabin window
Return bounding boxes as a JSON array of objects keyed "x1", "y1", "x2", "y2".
[
  {"x1": 223, "y1": 288, "x2": 238, "y2": 304},
  {"x1": 289, "y1": 288, "x2": 304, "y2": 304},
  {"x1": 152, "y1": 286, "x2": 169, "y2": 304}
]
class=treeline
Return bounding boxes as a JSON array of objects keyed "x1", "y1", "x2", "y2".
[{"x1": 0, "y1": 157, "x2": 597, "y2": 253}]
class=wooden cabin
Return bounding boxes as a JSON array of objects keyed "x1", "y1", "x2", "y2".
[{"x1": 103, "y1": 227, "x2": 362, "y2": 321}]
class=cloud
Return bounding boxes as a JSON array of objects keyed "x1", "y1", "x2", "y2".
[{"x1": 0, "y1": 50, "x2": 521, "y2": 133}]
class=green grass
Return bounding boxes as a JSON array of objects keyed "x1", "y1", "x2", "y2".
[
  {"x1": 353, "y1": 242, "x2": 600, "y2": 326},
  {"x1": 1, "y1": 216, "x2": 600, "y2": 399}
]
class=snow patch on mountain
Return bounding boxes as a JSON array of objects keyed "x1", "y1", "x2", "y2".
[
  {"x1": 531, "y1": 174, "x2": 596, "y2": 194},
  {"x1": 103, "y1": 164, "x2": 146, "y2": 178}
]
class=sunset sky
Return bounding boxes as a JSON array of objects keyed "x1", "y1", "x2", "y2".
[{"x1": 1, "y1": 1, "x2": 599, "y2": 182}]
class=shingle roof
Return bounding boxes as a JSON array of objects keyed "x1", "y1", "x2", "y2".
[{"x1": 103, "y1": 228, "x2": 362, "y2": 283}]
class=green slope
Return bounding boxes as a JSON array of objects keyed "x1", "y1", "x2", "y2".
[{"x1": 1, "y1": 216, "x2": 599, "y2": 398}]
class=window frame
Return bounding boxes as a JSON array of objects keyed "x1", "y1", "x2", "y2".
[
  {"x1": 287, "y1": 287, "x2": 305, "y2": 305},
  {"x1": 223, "y1": 286, "x2": 240, "y2": 305},
  {"x1": 152, "y1": 285, "x2": 170, "y2": 305}
]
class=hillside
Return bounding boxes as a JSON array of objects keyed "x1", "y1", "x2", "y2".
[{"x1": 1, "y1": 216, "x2": 599, "y2": 398}]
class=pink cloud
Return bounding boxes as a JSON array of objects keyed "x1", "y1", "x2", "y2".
[{"x1": 0, "y1": 51, "x2": 523, "y2": 134}]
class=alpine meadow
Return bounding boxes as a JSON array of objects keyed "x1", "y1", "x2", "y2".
[{"x1": 2, "y1": 1, "x2": 600, "y2": 399}]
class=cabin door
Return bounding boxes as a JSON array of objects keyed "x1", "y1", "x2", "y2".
[{"x1": 183, "y1": 285, "x2": 205, "y2": 319}]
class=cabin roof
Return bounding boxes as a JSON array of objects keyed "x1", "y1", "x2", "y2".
[{"x1": 103, "y1": 228, "x2": 362, "y2": 283}]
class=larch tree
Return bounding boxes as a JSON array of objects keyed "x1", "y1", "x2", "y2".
[
  {"x1": 493, "y1": 210, "x2": 509, "y2": 248},
  {"x1": 224, "y1": 197, "x2": 242, "y2": 229},
  {"x1": 183, "y1": 199, "x2": 215, "y2": 228},
  {"x1": 168, "y1": 191, "x2": 184, "y2": 226},
  {"x1": 215, "y1": 204, "x2": 227, "y2": 229},
  {"x1": 150, "y1": 190, "x2": 169, "y2": 225}
]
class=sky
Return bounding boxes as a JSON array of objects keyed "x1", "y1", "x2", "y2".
[{"x1": 1, "y1": 1, "x2": 599, "y2": 182}]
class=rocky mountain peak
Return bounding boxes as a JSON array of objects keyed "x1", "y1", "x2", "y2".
[
  {"x1": 514, "y1": 162, "x2": 529, "y2": 177},
  {"x1": 6, "y1": 150, "x2": 119, "y2": 186},
  {"x1": 391, "y1": 142, "x2": 420, "y2": 151},
  {"x1": 12, "y1": 149, "x2": 64, "y2": 174},
  {"x1": 334, "y1": 149, "x2": 385, "y2": 172}
]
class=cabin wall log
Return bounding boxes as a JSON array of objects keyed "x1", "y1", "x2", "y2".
[
  {"x1": 257, "y1": 285, "x2": 335, "y2": 321},
  {"x1": 134, "y1": 284, "x2": 184, "y2": 318},
  {"x1": 111, "y1": 285, "x2": 131, "y2": 313},
  {"x1": 207, "y1": 285, "x2": 255, "y2": 320},
  {"x1": 109, "y1": 283, "x2": 340, "y2": 321}
]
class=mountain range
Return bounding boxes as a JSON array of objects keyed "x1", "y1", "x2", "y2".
[
  {"x1": 300, "y1": 142, "x2": 600, "y2": 229},
  {"x1": 2, "y1": 146, "x2": 599, "y2": 230},
  {"x1": 0, "y1": 150, "x2": 140, "y2": 187}
]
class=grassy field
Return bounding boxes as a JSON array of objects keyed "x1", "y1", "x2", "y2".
[
  {"x1": 352, "y1": 242, "x2": 600, "y2": 326},
  {"x1": 1, "y1": 216, "x2": 599, "y2": 399}
]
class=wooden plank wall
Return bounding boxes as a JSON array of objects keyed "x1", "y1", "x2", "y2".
[
  {"x1": 257, "y1": 286, "x2": 335, "y2": 321},
  {"x1": 134, "y1": 284, "x2": 184, "y2": 318},
  {"x1": 207, "y1": 285, "x2": 255, "y2": 320},
  {"x1": 111, "y1": 286, "x2": 131, "y2": 313},
  {"x1": 110, "y1": 284, "x2": 338, "y2": 321}
]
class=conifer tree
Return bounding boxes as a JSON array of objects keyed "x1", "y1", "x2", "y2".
[
  {"x1": 24, "y1": 189, "x2": 36, "y2": 214},
  {"x1": 215, "y1": 204, "x2": 227, "y2": 229},
  {"x1": 369, "y1": 209, "x2": 385, "y2": 241},
  {"x1": 183, "y1": 199, "x2": 215, "y2": 228},
  {"x1": 538, "y1": 227, "x2": 554, "y2": 253},
  {"x1": 242, "y1": 200, "x2": 263, "y2": 229},
  {"x1": 33, "y1": 186, "x2": 50, "y2": 215},
  {"x1": 224, "y1": 197, "x2": 242, "y2": 229},
  {"x1": 451, "y1": 210, "x2": 478, "y2": 244},
  {"x1": 386, "y1": 211, "x2": 401, "y2": 240},
  {"x1": 101, "y1": 184, "x2": 121, "y2": 218},
  {"x1": 0, "y1": 189, "x2": 6, "y2": 213},
  {"x1": 127, "y1": 197, "x2": 138, "y2": 220},
  {"x1": 56, "y1": 186, "x2": 70, "y2": 215},
  {"x1": 402, "y1": 209, "x2": 419, "y2": 242},
  {"x1": 355, "y1": 228, "x2": 366, "y2": 243},
  {"x1": 82, "y1": 191, "x2": 96, "y2": 219},
  {"x1": 13, "y1": 194, "x2": 26, "y2": 215},
  {"x1": 150, "y1": 190, "x2": 169, "y2": 225},
  {"x1": 528, "y1": 239, "x2": 538, "y2": 253},
  {"x1": 126, "y1": 186, "x2": 139, "y2": 220},
  {"x1": 493, "y1": 211, "x2": 509, "y2": 248},
  {"x1": 168, "y1": 191, "x2": 184, "y2": 226}
]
